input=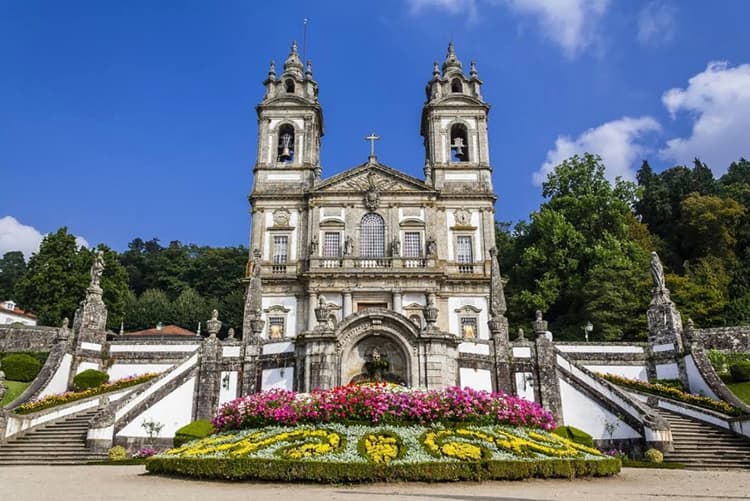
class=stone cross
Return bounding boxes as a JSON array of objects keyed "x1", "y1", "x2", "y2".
[{"x1": 365, "y1": 132, "x2": 380, "y2": 158}]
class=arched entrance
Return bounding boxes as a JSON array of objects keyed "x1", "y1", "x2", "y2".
[{"x1": 335, "y1": 311, "x2": 420, "y2": 387}]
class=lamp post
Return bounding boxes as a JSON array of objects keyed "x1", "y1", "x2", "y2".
[{"x1": 583, "y1": 321, "x2": 593, "y2": 342}]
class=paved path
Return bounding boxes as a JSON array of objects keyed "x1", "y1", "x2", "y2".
[{"x1": 1, "y1": 466, "x2": 749, "y2": 501}]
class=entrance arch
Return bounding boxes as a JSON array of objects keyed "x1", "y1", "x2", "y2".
[{"x1": 334, "y1": 310, "x2": 420, "y2": 387}]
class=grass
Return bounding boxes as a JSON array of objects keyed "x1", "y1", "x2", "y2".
[
  {"x1": 0, "y1": 380, "x2": 30, "y2": 407},
  {"x1": 727, "y1": 381, "x2": 750, "y2": 406}
]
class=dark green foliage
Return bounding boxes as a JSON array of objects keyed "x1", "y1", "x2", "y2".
[
  {"x1": 729, "y1": 362, "x2": 750, "y2": 383},
  {"x1": 1, "y1": 353, "x2": 42, "y2": 382},
  {"x1": 552, "y1": 426, "x2": 594, "y2": 448},
  {"x1": 174, "y1": 420, "x2": 215, "y2": 447},
  {"x1": 0, "y1": 352, "x2": 48, "y2": 366},
  {"x1": 0, "y1": 251, "x2": 27, "y2": 300},
  {"x1": 72, "y1": 369, "x2": 109, "y2": 391},
  {"x1": 146, "y1": 456, "x2": 620, "y2": 482}
]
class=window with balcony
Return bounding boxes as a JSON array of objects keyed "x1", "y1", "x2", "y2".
[
  {"x1": 323, "y1": 232, "x2": 341, "y2": 257},
  {"x1": 456, "y1": 235, "x2": 474, "y2": 273},
  {"x1": 272, "y1": 235, "x2": 288, "y2": 273},
  {"x1": 360, "y1": 213, "x2": 385, "y2": 266}
]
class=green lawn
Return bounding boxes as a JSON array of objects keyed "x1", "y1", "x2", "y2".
[
  {"x1": 1, "y1": 380, "x2": 30, "y2": 407},
  {"x1": 727, "y1": 381, "x2": 750, "y2": 405}
]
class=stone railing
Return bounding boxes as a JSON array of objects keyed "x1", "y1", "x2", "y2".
[{"x1": 308, "y1": 257, "x2": 432, "y2": 270}]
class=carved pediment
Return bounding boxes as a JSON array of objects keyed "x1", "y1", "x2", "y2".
[{"x1": 313, "y1": 163, "x2": 434, "y2": 195}]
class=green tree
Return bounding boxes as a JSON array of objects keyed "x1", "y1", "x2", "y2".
[
  {"x1": 125, "y1": 289, "x2": 174, "y2": 331},
  {"x1": 679, "y1": 194, "x2": 746, "y2": 262},
  {"x1": 15, "y1": 228, "x2": 89, "y2": 325},
  {"x1": 0, "y1": 251, "x2": 27, "y2": 300},
  {"x1": 668, "y1": 257, "x2": 732, "y2": 327},
  {"x1": 173, "y1": 288, "x2": 213, "y2": 332}
]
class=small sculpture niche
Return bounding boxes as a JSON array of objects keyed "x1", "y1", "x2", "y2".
[
  {"x1": 277, "y1": 124, "x2": 295, "y2": 163},
  {"x1": 450, "y1": 123, "x2": 469, "y2": 162},
  {"x1": 451, "y1": 78, "x2": 463, "y2": 94},
  {"x1": 285, "y1": 78, "x2": 295, "y2": 93}
]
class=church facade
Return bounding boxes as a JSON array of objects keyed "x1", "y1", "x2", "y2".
[{"x1": 240, "y1": 41, "x2": 511, "y2": 393}]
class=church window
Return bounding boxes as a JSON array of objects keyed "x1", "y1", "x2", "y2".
[
  {"x1": 285, "y1": 79, "x2": 295, "y2": 93},
  {"x1": 268, "y1": 316, "x2": 285, "y2": 339},
  {"x1": 449, "y1": 123, "x2": 469, "y2": 162},
  {"x1": 451, "y1": 78, "x2": 463, "y2": 93},
  {"x1": 277, "y1": 124, "x2": 295, "y2": 163},
  {"x1": 323, "y1": 232, "x2": 341, "y2": 257},
  {"x1": 272, "y1": 235, "x2": 288, "y2": 273},
  {"x1": 360, "y1": 213, "x2": 385, "y2": 258},
  {"x1": 460, "y1": 316, "x2": 478, "y2": 340},
  {"x1": 456, "y1": 235, "x2": 474, "y2": 273},
  {"x1": 404, "y1": 232, "x2": 422, "y2": 258}
]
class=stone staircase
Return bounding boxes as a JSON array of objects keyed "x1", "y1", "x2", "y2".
[
  {"x1": 0, "y1": 409, "x2": 107, "y2": 465},
  {"x1": 659, "y1": 408, "x2": 750, "y2": 469}
]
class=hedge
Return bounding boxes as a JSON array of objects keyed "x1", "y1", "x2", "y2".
[
  {"x1": 174, "y1": 420, "x2": 215, "y2": 447},
  {"x1": 552, "y1": 426, "x2": 594, "y2": 448},
  {"x1": 72, "y1": 369, "x2": 109, "y2": 391},
  {"x1": 146, "y1": 456, "x2": 620, "y2": 483},
  {"x1": 729, "y1": 362, "x2": 750, "y2": 383},
  {"x1": 1, "y1": 353, "x2": 42, "y2": 382}
]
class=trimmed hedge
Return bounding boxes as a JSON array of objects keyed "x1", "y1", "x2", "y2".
[
  {"x1": 1, "y1": 353, "x2": 42, "y2": 382},
  {"x1": 174, "y1": 420, "x2": 215, "y2": 447},
  {"x1": 72, "y1": 369, "x2": 109, "y2": 391},
  {"x1": 729, "y1": 362, "x2": 750, "y2": 383},
  {"x1": 146, "y1": 456, "x2": 620, "y2": 483},
  {"x1": 552, "y1": 426, "x2": 594, "y2": 448}
]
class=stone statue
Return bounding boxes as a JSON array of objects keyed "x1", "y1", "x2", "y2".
[
  {"x1": 391, "y1": 237, "x2": 400, "y2": 257},
  {"x1": 650, "y1": 251, "x2": 666, "y2": 291},
  {"x1": 344, "y1": 236, "x2": 354, "y2": 256},
  {"x1": 309, "y1": 235, "x2": 319, "y2": 257},
  {"x1": 90, "y1": 250, "x2": 105, "y2": 288},
  {"x1": 426, "y1": 236, "x2": 437, "y2": 257},
  {"x1": 251, "y1": 250, "x2": 262, "y2": 278}
]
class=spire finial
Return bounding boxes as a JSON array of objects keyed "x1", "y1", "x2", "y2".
[
  {"x1": 282, "y1": 40, "x2": 304, "y2": 79},
  {"x1": 470, "y1": 60, "x2": 477, "y2": 78},
  {"x1": 442, "y1": 41, "x2": 462, "y2": 75},
  {"x1": 291, "y1": 40, "x2": 298, "y2": 54},
  {"x1": 305, "y1": 60, "x2": 313, "y2": 79},
  {"x1": 433, "y1": 61, "x2": 440, "y2": 78},
  {"x1": 447, "y1": 41, "x2": 455, "y2": 55},
  {"x1": 268, "y1": 60, "x2": 276, "y2": 80}
]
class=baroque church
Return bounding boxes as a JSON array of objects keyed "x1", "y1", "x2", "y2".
[{"x1": 240, "y1": 41, "x2": 511, "y2": 393}]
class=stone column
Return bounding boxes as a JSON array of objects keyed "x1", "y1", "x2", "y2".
[
  {"x1": 195, "y1": 311, "x2": 223, "y2": 419},
  {"x1": 343, "y1": 289, "x2": 353, "y2": 318},
  {"x1": 532, "y1": 311, "x2": 563, "y2": 423},
  {"x1": 392, "y1": 289, "x2": 402, "y2": 314},
  {"x1": 308, "y1": 290, "x2": 318, "y2": 330}
]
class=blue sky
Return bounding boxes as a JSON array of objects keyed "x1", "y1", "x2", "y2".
[{"x1": 2, "y1": 0, "x2": 750, "y2": 257}]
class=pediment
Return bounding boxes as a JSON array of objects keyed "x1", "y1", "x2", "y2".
[{"x1": 313, "y1": 162, "x2": 435, "y2": 194}]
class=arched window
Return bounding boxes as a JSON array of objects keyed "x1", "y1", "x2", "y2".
[
  {"x1": 451, "y1": 78, "x2": 463, "y2": 93},
  {"x1": 277, "y1": 124, "x2": 295, "y2": 162},
  {"x1": 360, "y1": 213, "x2": 385, "y2": 258},
  {"x1": 285, "y1": 79, "x2": 295, "y2": 93},
  {"x1": 450, "y1": 123, "x2": 469, "y2": 162}
]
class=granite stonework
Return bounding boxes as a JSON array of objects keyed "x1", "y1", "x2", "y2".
[{"x1": 0, "y1": 325, "x2": 59, "y2": 352}]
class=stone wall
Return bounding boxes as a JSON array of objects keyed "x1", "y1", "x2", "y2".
[
  {"x1": 693, "y1": 326, "x2": 750, "y2": 352},
  {"x1": 0, "y1": 326, "x2": 60, "y2": 352}
]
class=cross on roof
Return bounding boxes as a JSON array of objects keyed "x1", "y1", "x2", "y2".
[{"x1": 364, "y1": 131, "x2": 380, "y2": 159}]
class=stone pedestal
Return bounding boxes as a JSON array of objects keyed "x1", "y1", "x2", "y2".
[{"x1": 489, "y1": 315, "x2": 512, "y2": 393}]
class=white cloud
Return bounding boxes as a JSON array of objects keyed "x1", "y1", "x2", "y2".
[
  {"x1": 637, "y1": 1, "x2": 677, "y2": 46},
  {"x1": 533, "y1": 116, "x2": 661, "y2": 185},
  {"x1": 0, "y1": 216, "x2": 89, "y2": 259},
  {"x1": 660, "y1": 61, "x2": 750, "y2": 174},
  {"x1": 501, "y1": 0, "x2": 610, "y2": 57},
  {"x1": 405, "y1": 0, "x2": 610, "y2": 57}
]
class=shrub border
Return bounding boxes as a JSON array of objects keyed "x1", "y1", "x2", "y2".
[{"x1": 146, "y1": 456, "x2": 620, "y2": 483}]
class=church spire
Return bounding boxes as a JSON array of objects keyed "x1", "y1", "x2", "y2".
[
  {"x1": 442, "y1": 41, "x2": 463, "y2": 75},
  {"x1": 282, "y1": 41, "x2": 304, "y2": 79}
]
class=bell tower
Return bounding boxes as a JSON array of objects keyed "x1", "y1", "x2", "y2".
[
  {"x1": 421, "y1": 43, "x2": 493, "y2": 192},
  {"x1": 252, "y1": 41, "x2": 324, "y2": 193}
]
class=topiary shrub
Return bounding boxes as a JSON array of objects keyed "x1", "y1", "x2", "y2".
[
  {"x1": 1, "y1": 353, "x2": 42, "y2": 382},
  {"x1": 643, "y1": 448, "x2": 663, "y2": 463},
  {"x1": 552, "y1": 426, "x2": 594, "y2": 448},
  {"x1": 173, "y1": 419, "x2": 215, "y2": 447},
  {"x1": 108, "y1": 445, "x2": 128, "y2": 461},
  {"x1": 729, "y1": 362, "x2": 750, "y2": 383},
  {"x1": 72, "y1": 369, "x2": 109, "y2": 391}
]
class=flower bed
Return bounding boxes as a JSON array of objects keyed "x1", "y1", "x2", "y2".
[
  {"x1": 147, "y1": 423, "x2": 619, "y2": 482},
  {"x1": 14, "y1": 373, "x2": 160, "y2": 414},
  {"x1": 212, "y1": 385, "x2": 555, "y2": 431},
  {"x1": 598, "y1": 373, "x2": 742, "y2": 416}
]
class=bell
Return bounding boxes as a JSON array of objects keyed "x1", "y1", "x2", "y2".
[{"x1": 279, "y1": 146, "x2": 292, "y2": 161}]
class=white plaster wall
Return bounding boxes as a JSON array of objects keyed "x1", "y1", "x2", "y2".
[
  {"x1": 262, "y1": 367, "x2": 294, "y2": 391},
  {"x1": 80, "y1": 342, "x2": 102, "y2": 352},
  {"x1": 514, "y1": 372, "x2": 536, "y2": 401},
  {"x1": 108, "y1": 363, "x2": 174, "y2": 381},
  {"x1": 76, "y1": 361, "x2": 99, "y2": 375},
  {"x1": 458, "y1": 342, "x2": 490, "y2": 355},
  {"x1": 110, "y1": 344, "x2": 198, "y2": 353},
  {"x1": 459, "y1": 368, "x2": 492, "y2": 392},
  {"x1": 222, "y1": 346, "x2": 241, "y2": 358},
  {"x1": 116, "y1": 377, "x2": 196, "y2": 438},
  {"x1": 684, "y1": 354, "x2": 719, "y2": 399},
  {"x1": 653, "y1": 343, "x2": 676, "y2": 353},
  {"x1": 398, "y1": 207, "x2": 424, "y2": 222},
  {"x1": 557, "y1": 345, "x2": 644, "y2": 354},
  {"x1": 0, "y1": 311, "x2": 37, "y2": 325},
  {"x1": 559, "y1": 379, "x2": 640, "y2": 439},
  {"x1": 402, "y1": 293, "x2": 425, "y2": 306},
  {"x1": 512, "y1": 347, "x2": 532, "y2": 358},
  {"x1": 656, "y1": 363, "x2": 679, "y2": 380},
  {"x1": 584, "y1": 365, "x2": 648, "y2": 381},
  {"x1": 447, "y1": 296, "x2": 489, "y2": 339},
  {"x1": 262, "y1": 341, "x2": 295, "y2": 355},
  {"x1": 261, "y1": 295, "x2": 298, "y2": 338},
  {"x1": 37, "y1": 353, "x2": 72, "y2": 398},
  {"x1": 218, "y1": 371, "x2": 238, "y2": 406}
]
